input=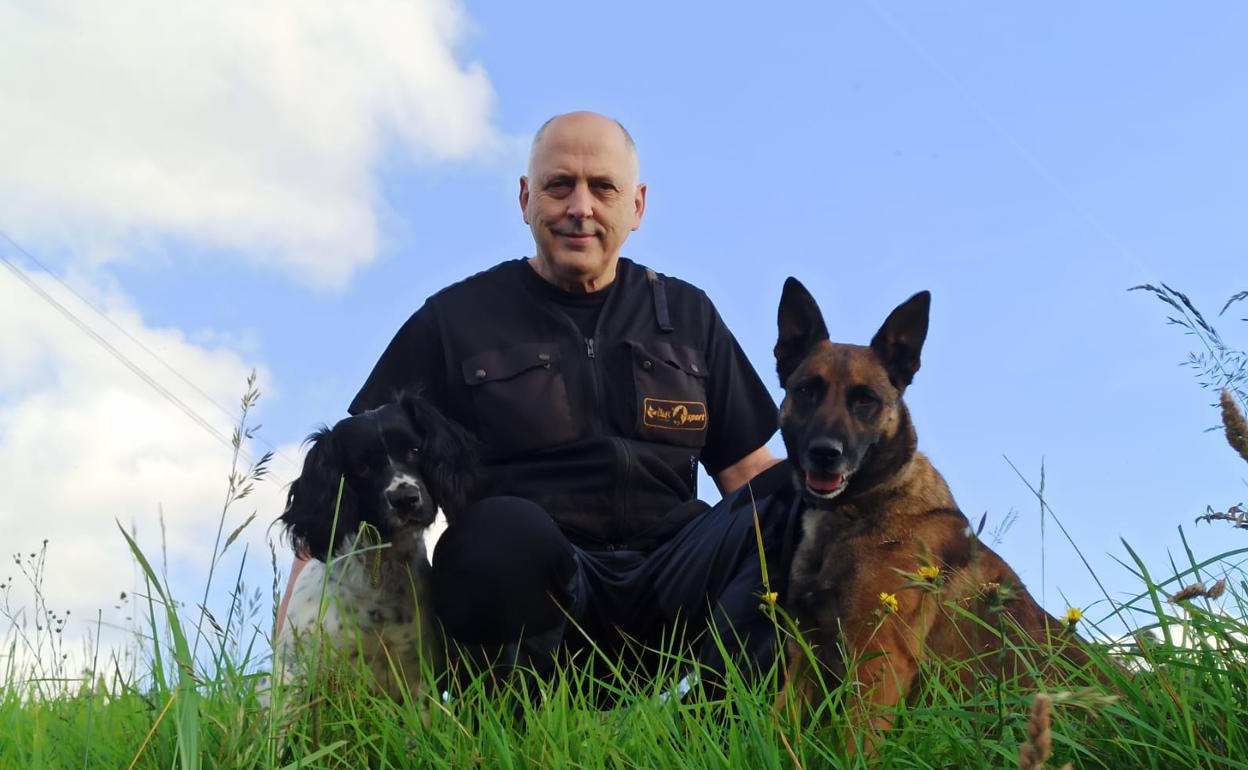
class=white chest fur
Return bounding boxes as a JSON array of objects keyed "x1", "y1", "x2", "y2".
[{"x1": 275, "y1": 531, "x2": 442, "y2": 699}]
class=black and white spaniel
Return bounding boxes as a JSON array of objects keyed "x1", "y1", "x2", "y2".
[{"x1": 274, "y1": 393, "x2": 478, "y2": 700}]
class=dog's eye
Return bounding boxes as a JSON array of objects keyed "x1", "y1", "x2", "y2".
[
  {"x1": 794, "y1": 379, "x2": 821, "y2": 403},
  {"x1": 354, "y1": 465, "x2": 373, "y2": 477},
  {"x1": 406, "y1": 447, "x2": 420, "y2": 462},
  {"x1": 849, "y1": 388, "x2": 881, "y2": 418}
]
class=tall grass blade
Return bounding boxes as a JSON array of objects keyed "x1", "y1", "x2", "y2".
[{"x1": 117, "y1": 521, "x2": 201, "y2": 770}]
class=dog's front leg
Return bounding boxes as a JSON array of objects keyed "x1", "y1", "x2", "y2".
[
  {"x1": 773, "y1": 638, "x2": 817, "y2": 724},
  {"x1": 843, "y1": 590, "x2": 938, "y2": 755}
]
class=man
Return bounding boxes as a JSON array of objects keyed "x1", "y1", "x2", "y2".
[{"x1": 279, "y1": 111, "x2": 796, "y2": 685}]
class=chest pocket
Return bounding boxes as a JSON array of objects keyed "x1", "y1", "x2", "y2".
[
  {"x1": 462, "y1": 343, "x2": 578, "y2": 457},
  {"x1": 628, "y1": 340, "x2": 710, "y2": 448}
]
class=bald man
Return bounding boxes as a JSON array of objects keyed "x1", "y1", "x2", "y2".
[{"x1": 287, "y1": 112, "x2": 796, "y2": 688}]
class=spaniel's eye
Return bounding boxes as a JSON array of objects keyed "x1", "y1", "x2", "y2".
[{"x1": 406, "y1": 447, "x2": 421, "y2": 462}]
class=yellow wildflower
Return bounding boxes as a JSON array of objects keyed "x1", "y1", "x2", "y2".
[
  {"x1": 1062, "y1": 607, "x2": 1083, "y2": 626},
  {"x1": 879, "y1": 592, "x2": 899, "y2": 613},
  {"x1": 917, "y1": 565, "x2": 941, "y2": 582}
]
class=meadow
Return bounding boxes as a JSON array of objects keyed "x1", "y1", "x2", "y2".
[{"x1": 2, "y1": 286, "x2": 1246, "y2": 770}]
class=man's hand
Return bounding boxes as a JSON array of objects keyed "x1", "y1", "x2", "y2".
[{"x1": 713, "y1": 444, "x2": 780, "y2": 496}]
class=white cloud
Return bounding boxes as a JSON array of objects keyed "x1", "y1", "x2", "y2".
[
  {"x1": 0, "y1": 270, "x2": 296, "y2": 684},
  {"x1": 0, "y1": 0, "x2": 500, "y2": 288}
]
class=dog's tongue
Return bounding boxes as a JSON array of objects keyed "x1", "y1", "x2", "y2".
[{"x1": 806, "y1": 472, "x2": 844, "y2": 493}]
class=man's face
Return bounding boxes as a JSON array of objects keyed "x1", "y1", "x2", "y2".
[{"x1": 520, "y1": 114, "x2": 646, "y2": 292}]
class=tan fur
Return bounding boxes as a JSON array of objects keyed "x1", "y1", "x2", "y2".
[{"x1": 773, "y1": 281, "x2": 1095, "y2": 751}]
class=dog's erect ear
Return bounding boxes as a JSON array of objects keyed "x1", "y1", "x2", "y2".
[
  {"x1": 279, "y1": 427, "x2": 359, "y2": 561},
  {"x1": 401, "y1": 393, "x2": 481, "y2": 521},
  {"x1": 869, "y1": 291, "x2": 931, "y2": 392},
  {"x1": 775, "y1": 277, "x2": 830, "y2": 387}
]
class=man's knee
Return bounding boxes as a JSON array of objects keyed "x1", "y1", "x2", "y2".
[{"x1": 431, "y1": 496, "x2": 577, "y2": 644}]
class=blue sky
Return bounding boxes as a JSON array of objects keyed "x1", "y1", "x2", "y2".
[{"x1": 2, "y1": 2, "x2": 1246, "y2": 666}]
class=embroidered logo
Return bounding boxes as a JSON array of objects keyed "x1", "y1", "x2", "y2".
[{"x1": 643, "y1": 398, "x2": 708, "y2": 431}]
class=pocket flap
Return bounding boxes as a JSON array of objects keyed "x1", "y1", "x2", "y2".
[
  {"x1": 630, "y1": 341, "x2": 708, "y2": 378},
  {"x1": 462, "y1": 344, "x2": 560, "y2": 385}
]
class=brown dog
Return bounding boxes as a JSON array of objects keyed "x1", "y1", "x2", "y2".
[{"x1": 774, "y1": 277, "x2": 1093, "y2": 740}]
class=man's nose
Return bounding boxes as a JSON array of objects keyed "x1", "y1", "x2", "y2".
[{"x1": 566, "y1": 182, "x2": 594, "y2": 219}]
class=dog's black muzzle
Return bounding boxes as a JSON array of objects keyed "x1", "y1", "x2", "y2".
[
  {"x1": 386, "y1": 482, "x2": 436, "y2": 527},
  {"x1": 803, "y1": 436, "x2": 847, "y2": 475}
]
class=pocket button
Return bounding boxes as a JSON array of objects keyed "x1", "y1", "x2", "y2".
[{"x1": 642, "y1": 360, "x2": 653, "y2": 370}]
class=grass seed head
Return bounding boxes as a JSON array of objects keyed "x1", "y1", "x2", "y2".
[
  {"x1": 1167, "y1": 583, "x2": 1207, "y2": 604},
  {"x1": 1220, "y1": 389, "x2": 1248, "y2": 465},
  {"x1": 1206, "y1": 578, "x2": 1227, "y2": 600}
]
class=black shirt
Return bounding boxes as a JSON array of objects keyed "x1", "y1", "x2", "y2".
[
  {"x1": 351, "y1": 257, "x2": 777, "y2": 549},
  {"x1": 517, "y1": 260, "x2": 611, "y2": 339}
]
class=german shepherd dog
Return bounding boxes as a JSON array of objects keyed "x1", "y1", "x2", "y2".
[{"x1": 774, "y1": 278, "x2": 1093, "y2": 740}]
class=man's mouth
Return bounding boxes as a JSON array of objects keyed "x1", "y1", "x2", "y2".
[{"x1": 804, "y1": 470, "x2": 846, "y2": 499}]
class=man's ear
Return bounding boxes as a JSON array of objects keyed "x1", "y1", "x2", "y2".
[
  {"x1": 775, "y1": 277, "x2": 829, "y2": 387},
  {"x1": 869, "y1": 291, "x2": 931, "y2": 393},
  {"x1": 631, "y1": 182, "x2": 647, "y2": 230},
  {"x1": 519, "y1": 175, "x2": 531, "y2": 224}
]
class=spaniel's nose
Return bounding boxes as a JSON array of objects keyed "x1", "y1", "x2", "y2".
[{"x1": 386, "y1": 485, "x2": 422, "y2": 511}]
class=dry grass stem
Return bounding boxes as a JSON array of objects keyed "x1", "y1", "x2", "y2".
[
  {"x1": 1018, "y1": 693, "x2": 1074, "y2": 770},
  {"x1": 1221, "y1": 389, "x2": 1248, "y2": 465}
]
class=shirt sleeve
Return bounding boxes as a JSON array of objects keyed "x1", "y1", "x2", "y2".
[
  {"x1": 698, "y1": 296, "x2": 779, "y2": 476},
  {"x1": 349, "y1": 299, "x2": 448, "y2": 415}
]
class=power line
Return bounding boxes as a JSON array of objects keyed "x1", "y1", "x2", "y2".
[
  {"x1": 0, "y1": 231, "x2": 299, "y2": 475},
  {"x1": 863, "y1": 0, "x2": 1158, "y2": 279},
  {"x1": 0, "y1": 232, "x2": 264, "y2": 446}
]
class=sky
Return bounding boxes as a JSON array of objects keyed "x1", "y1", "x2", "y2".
[{"x1": 2, "y1": 1, "x2": 1246, "y2": 675}]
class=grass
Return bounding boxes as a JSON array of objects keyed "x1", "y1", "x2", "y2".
[
  {"x1": 2, "y1": 548, "x2": 1246, "y2": 770},
  {"x1": 4, "y1": 452, "x2": 1246, "y2": 770},
  {"x1": 3, "y1": 290, "x2": 1247, "y2": 769}
]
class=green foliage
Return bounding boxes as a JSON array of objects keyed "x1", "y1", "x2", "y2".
[
  {"x1": 1130, "y1": 282, "x2": 1247, "y2": 414},
  {"x1": 4, "y1": 373, "x2": 1248, "y2": 770},
  {"x1": 2, "y1": 557, "x2": 1247, "y2": 769}
]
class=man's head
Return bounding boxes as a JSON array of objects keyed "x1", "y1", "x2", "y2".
[{"x1": 520, "y1": 111, "x2": 646, "y2": 293}]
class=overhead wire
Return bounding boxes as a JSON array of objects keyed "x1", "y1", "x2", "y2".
[
  {"x1": 0, "y1": 230, "x2": 300, "y2": 475},
  {"x1": 863, "y1": 0, "x2": 1158, "y2": 278}
]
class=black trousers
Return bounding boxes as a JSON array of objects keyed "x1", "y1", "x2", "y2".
[{"x1": 431, "y1": 461, "x2": 799, "y2": 685}]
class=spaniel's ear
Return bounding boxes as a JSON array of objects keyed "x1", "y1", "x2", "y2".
[
  {"x1": 401, "y1": 394, "x2": 480, "y2": 521},
  {"x1": 280, "y1": 426, "x2": 359, "y2": 561}
]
